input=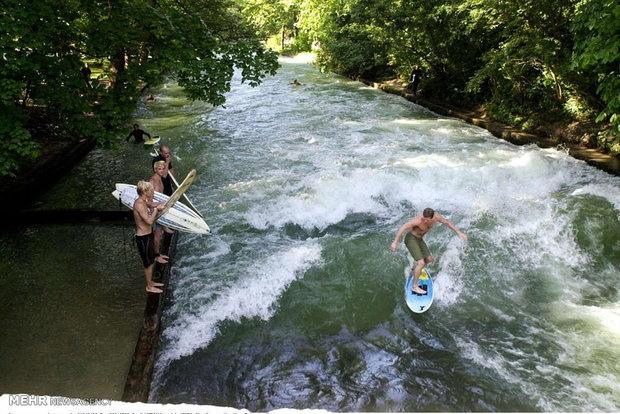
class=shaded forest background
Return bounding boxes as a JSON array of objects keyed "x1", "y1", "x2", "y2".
[{"x1": 1, "y1": 0, "x2": 618, "y2": 177}]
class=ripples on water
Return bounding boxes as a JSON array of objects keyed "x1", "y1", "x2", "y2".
[{"x1": 142, "y1": 56, "x2": 620, "y2": 411}]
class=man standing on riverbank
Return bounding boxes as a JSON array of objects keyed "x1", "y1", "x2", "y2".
[
  {"x1": 391, "y1": 208, "x2": 467, "y2": 294},
  {"x1": 134, "y1": 180, "x2": 168, "y2": 294},
  {"x1": 125, "y1": 124, "x2": 151, "y2": 143},
  {"x1": 408, "y1": 65, "x2": 422, "y2": 96},
  {"x1": 152, "y1": 144, "x2": 174, "y2": 177},
  {"x1": 81, "y1": 63, "x2": 91, "y2": 87}
]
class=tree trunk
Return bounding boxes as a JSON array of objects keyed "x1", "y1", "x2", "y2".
[
  {"x1": 109, "y1": 48, "x2": 126, "y2": 88},
  {"x1": 548, "y1": 66, "x2": 563, "y2": 103},
  {"x1": 281, "y1": 26, "x2": 285, "y2": 49}
]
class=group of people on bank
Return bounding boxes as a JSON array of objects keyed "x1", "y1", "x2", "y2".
[{"x1": 126, "y1": 123, "x2": 176, "y2": 294}]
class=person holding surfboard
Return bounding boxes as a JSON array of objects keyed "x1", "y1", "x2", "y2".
[
  {"x1": 391, "y1": 208, "x2": 467, "y2": 294},
  {"x1": 134, "y1": 180, "x2": 169, "y2": 294},
  {"x1": 125, "y1": 123, "x2": 151, "y2": 143},
  {"x1": 149, "y1": 160, "x2": 174, "y2": 261}
]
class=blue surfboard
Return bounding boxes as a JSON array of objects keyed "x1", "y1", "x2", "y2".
[{"x1": 405, "y1": 268, "x2": 434, "y2": 313}]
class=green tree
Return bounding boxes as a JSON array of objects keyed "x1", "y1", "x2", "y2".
[
  {"x1": 383, "y1": 0, "x2": 497, "y2": 101},
  {"x1": 0, "y1": 0, "x2": 279, "y2": 177},
  {"x1": 464, "y1": 0, "x2": 581, "y2": 127},
  {"x1": 0, "y1": 0, "x2": 99, "y2": 177},
  {"x1": 243, "y1": 0, "x2": 301, "y2": 49},
  {"x1": 572, "y1": 0, "x2": 620, "y2": 136},
  {"x1": 297, "y1": 0, "x2": 392, "y2": 77},
  {"x1": 292, "y1": 0, "x2": 617, "y2": 149}
]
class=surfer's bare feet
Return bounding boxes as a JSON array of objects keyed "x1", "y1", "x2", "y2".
[
  {"x1": 146, "y1": 286, "x2": 163, "y2": 293},
  {"x1": 412, "y1": 286, "x2": 426, "y2": 294},
  {"x1": 153, "y1": 282, "x2": 164, "y2": 287}
]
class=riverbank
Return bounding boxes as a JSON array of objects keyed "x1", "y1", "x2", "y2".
[
  {"x1": 0, "y1": 136, "x2": 96, "y2": 210},
  {"x1": 357, "y1": 77, "x2": 619, "y2": 176},
  {"x1": 122, "y1": 231, "x2": 178, "y2": 403},
  {"x1": 0, "y1": 146, "x2": 180, "y2": 402}
]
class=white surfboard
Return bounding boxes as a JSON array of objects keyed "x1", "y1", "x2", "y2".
[
  {"x1": 405, "y1": 268, "x2": 434, "y2": 313},
  {"x1": 112, "y1": 171, "x2": 209, "y2": 234}
]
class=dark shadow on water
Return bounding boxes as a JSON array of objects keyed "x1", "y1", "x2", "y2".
[{"x1": 283, "y1": 213, "x2": 378, "y2": 240}]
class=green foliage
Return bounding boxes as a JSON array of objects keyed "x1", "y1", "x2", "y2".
[
  {"x1": 247, "y1": 0, "x2": 617, "y2": 151},
  {"x1": 0, "y1": 0, "x2": 87, "y2": 175},
  {"x1": 243, "y1": 0, "x2": 301, "y2": 41},
  {"x1": 0, "y1": 111, "x2": 39, "y2": 178},
  {"x1": 296, "y1": 0, "x2": 393, "y2": 78},
  {"x1": 572, "y1": 0, "x2": 620, "y2": 133},
  {"x1": 0, "y1": 0, "x2": 279, "y2": 177}
]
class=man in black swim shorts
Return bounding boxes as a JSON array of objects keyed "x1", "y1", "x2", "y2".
[
  {"x1": 133, "y1": 180, "x2": 168, "y2": 293},
  {"x1": 135, "y1": 232, "x2": 155, "y2": 268}
]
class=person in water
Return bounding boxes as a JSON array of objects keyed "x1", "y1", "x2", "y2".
[
  {"x1": 291, "y1": 79, "x2": 304, "y2": 86},
  {"x1": 134, "y1": 180, "x2": 169, "y2": 294},
  {"x1": 125, "y1": 123, "x2": 151, "y2": 143},
  {"x1": 391, "y1": 207, "x2": 467, "y2": 294},
  {"x1": 149, "y1": 160, "x2": 174, "y2": 261}
]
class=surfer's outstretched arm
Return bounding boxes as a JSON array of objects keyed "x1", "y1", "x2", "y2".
[{"x1": 436, "y1": 213, "x2": 467, "y2": 240}]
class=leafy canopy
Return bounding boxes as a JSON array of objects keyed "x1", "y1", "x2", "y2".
[{"x1": 0, "y1": 0, "x2": 279, "y2": 177}]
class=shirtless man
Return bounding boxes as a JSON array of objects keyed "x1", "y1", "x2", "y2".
[
  {"x1": 149, "y1": 160, "x2": 173, "y2": 261},
  {"x1": 391, "y1": 208, "x2": 467, "y2": 294},
  {"x1": 134, "y1": 180, "x2": 169, "y2": 294}
]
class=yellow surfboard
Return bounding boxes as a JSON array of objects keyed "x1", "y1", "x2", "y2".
[{"x1": 156, "y1": 169, "x2": 196, "y2": 220}]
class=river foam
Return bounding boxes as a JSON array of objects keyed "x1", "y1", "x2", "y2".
[{"x1": 153, "y1": 242, "x2": 323, "y2": 379}]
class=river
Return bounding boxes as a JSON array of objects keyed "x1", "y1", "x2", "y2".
[
  {"x1": 141, "y1": 56, "x2": 619, "y2": 411},
  {"x1": 5, "y1": 55, "x2": 620, "y2": 411}
]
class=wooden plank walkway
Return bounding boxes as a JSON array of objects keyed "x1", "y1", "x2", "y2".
[{"x1": 122, "y1": 230, "x2": 179, "y2": 403}]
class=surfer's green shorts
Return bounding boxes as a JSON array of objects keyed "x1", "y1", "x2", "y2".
[{"x1": 404, "y1": 232, "x2": 430, "y2": 261}]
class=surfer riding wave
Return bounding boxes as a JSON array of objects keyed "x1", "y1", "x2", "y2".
[{"x1": 391, "y1": 208, "x2": 467, "y2": 294}]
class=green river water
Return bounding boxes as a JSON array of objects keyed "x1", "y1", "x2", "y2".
[{"x1": 1, "y1": 56, "x2": 619, "y2": 411}]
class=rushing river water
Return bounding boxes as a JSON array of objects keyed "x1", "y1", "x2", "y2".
[
  {"x1": 138, "y1": 56, "x2": 620, "y2": 411},
  {"x1": 8, "y1": 55, "x2": 617, "y2": 410}
]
